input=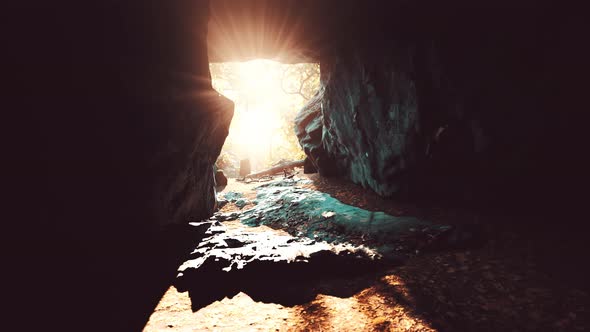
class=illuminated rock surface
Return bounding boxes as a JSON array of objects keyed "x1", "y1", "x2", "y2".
[
  {"x1": 175, "y1": 219, "x2": 382, "y2": 309},
  {"x1": 240, "y1": 179, "x2": 446, "y2": 245},
  {"x1": 174, "y1": 178, "x2": 451, "y2": 310}
]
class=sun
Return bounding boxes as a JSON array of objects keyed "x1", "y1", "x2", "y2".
[{"x1": 210, "y1": 59, "x2": 319, "y2": 173}]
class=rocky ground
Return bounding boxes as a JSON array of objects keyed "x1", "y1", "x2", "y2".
[{"x1": 144, "y1": 172, "x2": 588, "y2": 331}]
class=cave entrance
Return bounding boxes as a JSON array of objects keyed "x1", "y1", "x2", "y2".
[{"x1": 210, "y1": 60, "x2": 319, "y2": 177}]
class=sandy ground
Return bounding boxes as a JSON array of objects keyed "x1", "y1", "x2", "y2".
[{"x1": 144, "y1": 175, "x2": 588, "y2": 332}]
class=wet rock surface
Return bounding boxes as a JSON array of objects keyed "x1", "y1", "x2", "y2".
[
  {"x1": 175, "y1": 178, "x2": 452, "y2": 310},
  {"x1": 294, "y1": 86, "x2": 338, "y2": 176},
  {"x1": 223, "y1": 178, "x2": 449, "y2": 254},
  {"x1": 297, "y1": 52, "x2": 420, "y2": 196},
  {"x1": 234, "y1": 198, "x2": 250, "y2": 209},
  {"x1": 175, "y1": 219, "x2": 385, "y2": 309},
  {"x1": 222, "y1": 191, "x2": 244, "y2": 202},
  {"x1": 217, "y1": 191, "x2": 253, "y2": 210}
]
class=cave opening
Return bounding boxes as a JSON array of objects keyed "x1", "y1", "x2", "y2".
[
  {"x1": 9, "y1": 1, "x2": 588, "y2": 331},
  {"x1": 210, "y1": 60, "x2": 320, "y2": 177}
]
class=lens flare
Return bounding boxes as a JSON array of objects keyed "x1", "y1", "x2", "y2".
[{"x1": 210, "y1": 59, "x2": 319, "y2": 173}]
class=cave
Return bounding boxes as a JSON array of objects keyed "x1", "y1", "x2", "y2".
[{"x1": 5, "y1": 0, "x2": 588, "y2": 331}]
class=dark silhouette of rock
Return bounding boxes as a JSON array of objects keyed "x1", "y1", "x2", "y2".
[
  {"x1": 6, "y1": 2, "x2": 233, "y2": 330},
  {"x1": 175, "y1": 220, "x2": 387, "y2": 310},
  {"x1": 291, "y1": 2, "x2": 587, "y2": 212},
  {"x1": 215, "y1": 169, "x2": 228, "y2": 186},
  {"x1": 295, "y1": 86, "x2": 340, "y2": 176}
]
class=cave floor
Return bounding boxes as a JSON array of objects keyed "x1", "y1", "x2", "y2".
[{"x1": 144, "y1": 173, "x2": 588, "y2": 331}]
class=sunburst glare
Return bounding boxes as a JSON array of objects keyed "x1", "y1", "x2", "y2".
[{"x1": 210, "y1": 59, "x2": 319, "y2": 175}]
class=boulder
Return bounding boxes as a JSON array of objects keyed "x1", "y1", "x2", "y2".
[
  {"x1": 175, "y1": 219, "x2": 383, "y2": 309},
  {"x1": 214, "y1": 169, "x2": 228, "y2": 186},
  {"x1": 297, "y1": 50, "x2": 422, "y2": 196},
  {"x1": 234, "y1": 198, "x2": 249, "y2": 209},
  {"x1": 294, "y1": 86, "x2": 339, "y2": 176}
]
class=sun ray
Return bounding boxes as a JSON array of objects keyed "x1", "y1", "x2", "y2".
[{"x1": 210, "y1": 60, "x2": 319, "y2": 174}]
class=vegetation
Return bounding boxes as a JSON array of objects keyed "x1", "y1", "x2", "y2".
[{"x1": 210, "y1": 60, "x2": 320, "y2": 174}]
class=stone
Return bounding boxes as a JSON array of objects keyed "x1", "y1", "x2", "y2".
[
  {"x1": 212, "y1": 211, "x2": 241, "y2": 222},
  {"x1": 239, "y1": 178, "x2": 446, "y2": 249},
  {"x1": 296, "y1": 50, "x2": 421, "y2": 196},
  {"x1": 216, "y1": 151, "x2": 239, "y2": 178},
  {"x1": 216, "y1": 198, "x2": 228, "y2": 209},
  {"x1": 175, "y1": 217, "x2": 383, "y2": 309},
  {"x1": 223, "y1": 191, "x2": 244, "y2": 202},
  {"x1": 7, "y1": 2, "x2": 233, "y2": 329},
  {"x1": 215, "y1": 169, "x2": 228, "y2": 186},
  {"x1": 235, "y1": 198, "x2": 249, "y2": 209},
  {"x1": 294, "y1": 86, "x2": 340, "y2": 176}
]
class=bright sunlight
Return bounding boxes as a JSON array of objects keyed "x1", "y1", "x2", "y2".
[{"x1": 210, "y1": 60, "x2": 320, "y2": 176}]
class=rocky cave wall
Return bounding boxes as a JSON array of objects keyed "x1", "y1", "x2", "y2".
[
  {"x1": 6, "y1": 1, "x2": 232, "y2": 328},
  {"x1": 296, "y1": 1, "x2": 587, "y2": 211},
  {"x1": 6, "y1": 0, "x2": 585, "y2": 273},
  {"x1": 7, "y1": 1, "x2": 586, "y2": 258},
  {"x1": 7, "y1": 1, "x2": 233, "y2": 250}
]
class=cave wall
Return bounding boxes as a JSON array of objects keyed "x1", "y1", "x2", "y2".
[
  {"x1": 7, "y1": 0, "x2": 233, "y2": 249},
  {"x1": 296, "y1": 1, "x2": 588, "y2": 210},
  {"x1": 7, "y1": 1, "x2": 584, "y2": 253},
  {"x1": 317, "y1": 45, "x2": 421, "y2": 197},
  {"x1": 5, "y1": 1, "x2": 232, "y2": 329}
]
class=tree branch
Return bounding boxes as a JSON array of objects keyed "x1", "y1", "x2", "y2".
[{"x1": 281, "y1": 65, "x2": 318, "y2": 100}]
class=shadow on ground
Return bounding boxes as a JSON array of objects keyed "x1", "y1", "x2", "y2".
[
  {"x1": 173, "y1": 219, "x2": 395, "y2": 311},
  {"x1": 180, "y1": 257, "x2": 388, "y2": 311},
  {"x1": 36, "y1": 225, "x2": 211, "y2": 331}
]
